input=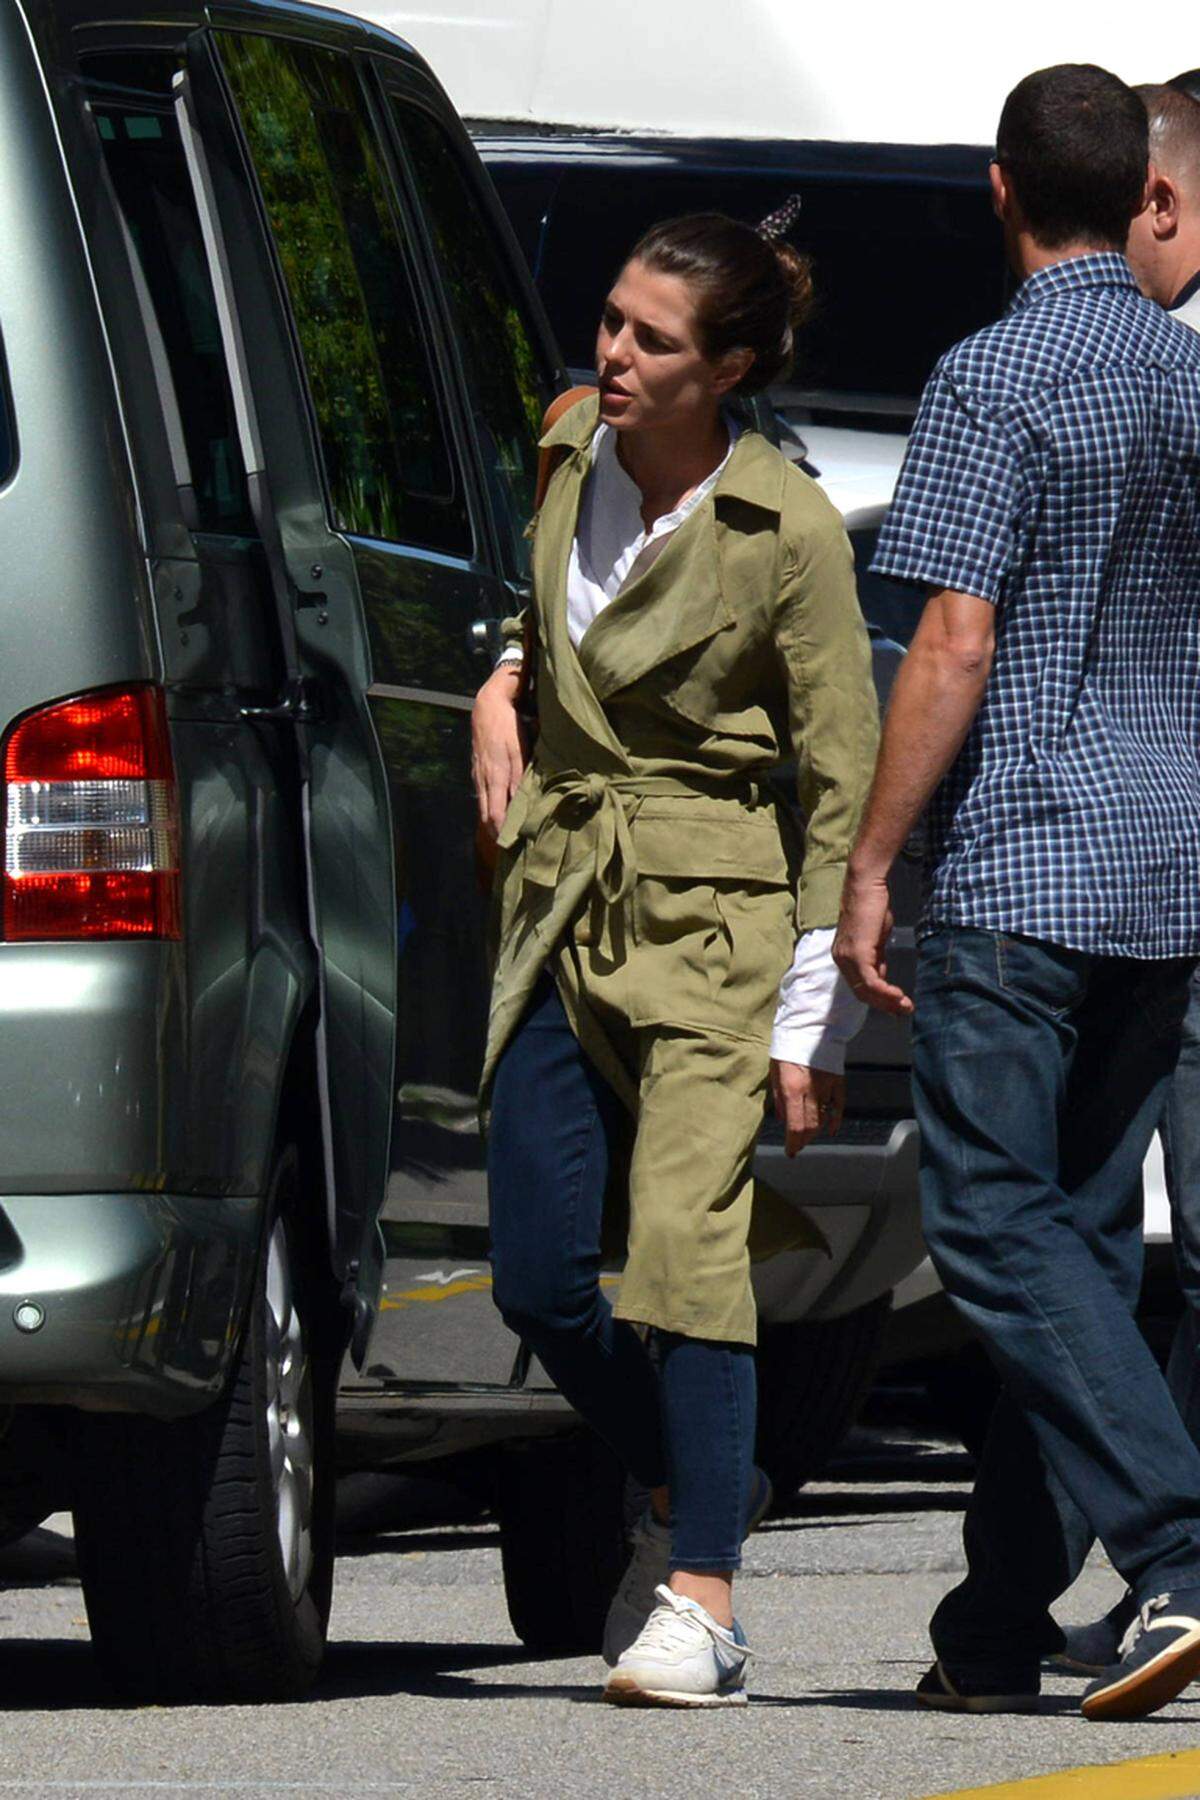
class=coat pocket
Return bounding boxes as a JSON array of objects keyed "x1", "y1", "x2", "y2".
[{"x1": 629, "y1": 877, "x2": 792, "y2": 1037}]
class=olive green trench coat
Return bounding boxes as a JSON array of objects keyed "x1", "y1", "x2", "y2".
[{"x1": 483, "y1": 396, "x2": 879, "y2": 1343}]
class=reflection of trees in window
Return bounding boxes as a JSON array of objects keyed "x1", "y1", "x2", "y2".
[
  {"x1": 219, "y1": 34, "x2": 469, "y2": 555},
  {"x1": 395, "y1": 104, "x2": 554, "y2": 572}
]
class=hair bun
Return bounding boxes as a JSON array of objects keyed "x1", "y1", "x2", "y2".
[{"x1": 755, "y1": 195, "x2": 813, "y2": 330}]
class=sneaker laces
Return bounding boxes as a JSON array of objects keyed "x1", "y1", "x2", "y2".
[
  {"x1": 628, "y1": 1585, "x2": 755, "y2": 1661},
  {"x1": 1118, "y1": 1593, "x2": 1170, "y2": 1660}
]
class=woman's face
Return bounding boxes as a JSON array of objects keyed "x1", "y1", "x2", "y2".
[{"x1": 595, "y1": 259, "x2": 748, "y2": 432}]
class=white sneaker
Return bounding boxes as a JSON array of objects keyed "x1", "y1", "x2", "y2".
[
  {"x1": 603, "y1": 1585, "x2": 751, "y2": 1707},
  {"x1": 602, "y1": 1468, "x2": 772, "y2": 1668}
]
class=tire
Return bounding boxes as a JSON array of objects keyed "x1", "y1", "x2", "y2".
[
  {"x1": 755, "y1": 1293, "x2": 891, "y2": 1505},
  {"x1": 74, "y1": 1148, "x2": 338, "y2": 1703},
  {"x1": 496, "y1": 1429, "x2": 629, "y2": 1654}
]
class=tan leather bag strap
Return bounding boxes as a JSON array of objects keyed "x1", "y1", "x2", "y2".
[{"x1": 534, "y1": 384, "x2": 598, "y2": 511}]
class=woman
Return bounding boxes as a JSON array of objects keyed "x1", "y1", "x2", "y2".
[{"x1": 472, "y1": 211, "x2": 879, "y2": 1706}]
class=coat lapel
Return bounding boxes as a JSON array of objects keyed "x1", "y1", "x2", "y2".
[
  {"x1": 576, "y1": 427, "x2": 788, "y2": 704},
  {"x1": 531, "y1": 396, "x2": 629, "y2": 767},
  {"x1": 532, "y1": 407, "x2": 789, "y2": 728}
]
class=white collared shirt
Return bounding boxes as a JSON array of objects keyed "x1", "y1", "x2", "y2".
[{"x1": 501, "y1": 420, "x2": 865, "y2": 1073}]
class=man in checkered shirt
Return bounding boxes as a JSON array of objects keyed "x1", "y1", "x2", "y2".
[{"x1": 834, "y1": 64, "x2": 1200, "y2": 1722}]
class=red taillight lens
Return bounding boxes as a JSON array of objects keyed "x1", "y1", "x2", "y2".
[{"x1": 2, "y1": 686, "x2": 182, "y2": 942}]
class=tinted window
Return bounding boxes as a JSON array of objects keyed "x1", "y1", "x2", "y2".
[
  {"x1": 487, "y1": 159, "x2": 1006, "y2": 419},
  {"x1": 219, "y1": 34, "x2": 470, "y2": 555},
  {"x1": 393, "y1": 102, "x2": 555, "y2": 573},
  {"x1": 84, "y1": 53, "x2": 253, "y2": 534}
]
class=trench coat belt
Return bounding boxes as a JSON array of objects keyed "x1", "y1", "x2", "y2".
[{"x1": 513, "y1": 769, "x2": 758, "y2": 963}]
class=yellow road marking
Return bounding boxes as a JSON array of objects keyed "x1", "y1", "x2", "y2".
[
  {"x1": 921, "y1": 1749, "x2": 1200, "y2": 1800},
  {"x1": 381, "y1": 1277, "x2": 493, "y2": 1309},
  {"x1": 379, "y1": 1272, "x2": 621, "y2": 1310}
]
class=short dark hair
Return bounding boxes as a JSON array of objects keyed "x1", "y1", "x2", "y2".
[
  {"x1": 1170, "y1": 70, "x2": 1200, "y2": 104},
  {"x1": 995, "y1": 64, "x2": 1148, "y2": 249},
  {"x1": 627, "y1": 213, "x2": 813, "y2": 394},
  {"x1": 1137, "y1": 83, "x2": 1200, "y2": 194}
]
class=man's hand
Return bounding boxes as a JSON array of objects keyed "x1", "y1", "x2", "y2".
[
  {"x1": 771, "y1": 1060, "x2": 846, "y2": 1156},
  {"x1": 833, "y1": 867, "x2": 913, "y2": 1017},
  {"x1": 471, "y1": 664, "x2": 527, "y2": 839}
]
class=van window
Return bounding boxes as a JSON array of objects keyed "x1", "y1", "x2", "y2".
[
  {"x1": 218, "y1": 34, "x2": 471, "y2": 556},
  {"x1": 391, "y1": 101, "x2": 556, "y2": 573},
  {"x1": 83, "y1": 53, "x2": 254, "y2": 534}
]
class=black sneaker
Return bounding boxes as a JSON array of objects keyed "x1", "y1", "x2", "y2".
[
  {"x1": 915, "y1": 1660, "x2": 1040, "y2": 1714},
  {"x1": 1051, "y1": 1591, "x2": 1136, "y2": 1676},
  {"x1": 1081, "y1": 1591, "x2": 1200, "y2": 1722}
]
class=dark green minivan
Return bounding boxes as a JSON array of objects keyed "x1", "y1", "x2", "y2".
[{"x1": 0, "y1": 0, "x2": 923, "y2": 1702}]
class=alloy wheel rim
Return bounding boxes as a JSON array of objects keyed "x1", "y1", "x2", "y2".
[{"x1": 264, "y1": 1217, "x2": 315, "y2": 1603}]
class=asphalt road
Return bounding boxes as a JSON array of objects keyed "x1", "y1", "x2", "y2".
[{"x1": 1, "y1": 1422, "x2": 1198, "y2": 1800}]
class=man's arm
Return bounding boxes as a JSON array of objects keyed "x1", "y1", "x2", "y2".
[{"x1": 832, "y1": 587, "x2": 995, "y2": 1015}]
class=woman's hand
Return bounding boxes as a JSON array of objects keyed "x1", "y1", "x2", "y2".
[
  {"x1": 472, "y1": 664, "x2": 528, "y2": 840},
  {"x1": 770, "y1": 1059, "x2": 845, "y2": 1157}
]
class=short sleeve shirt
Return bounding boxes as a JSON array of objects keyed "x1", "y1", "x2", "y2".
[{"x1": 872, "y1": 252, "x2": 1200, "y2": 958}]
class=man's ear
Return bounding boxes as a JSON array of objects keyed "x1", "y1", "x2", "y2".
[
  {"x1": 1147, "y1": 165, "x2": 1181, "y2": 239},
  {"x1": 989, "y1": 159, "x2": 1010, "y2": 223}
]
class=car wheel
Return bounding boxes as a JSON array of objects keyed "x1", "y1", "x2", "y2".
[
  {"x1": 74, "y1": 1147, "x2": 338, "y2": 1703},
  {"x1": 755, "y1": 1293, "x2": 891, "y2": 1506},
  {"x1": 496, "y1": 1430, "x2": 629, "y2": 1654}
]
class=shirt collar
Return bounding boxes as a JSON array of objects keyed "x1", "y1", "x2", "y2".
[
  {"x1": 1008, "y1": 250, "x2": 1138, "y2": 315},
  {"x1": 1170, "y1": 268, "x2": 1200, "y2": 313},
  {"x1": 590, "y1": 417, "x2": 741, "y2": 537}
]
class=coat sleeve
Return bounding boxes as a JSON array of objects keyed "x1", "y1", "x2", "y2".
[
  {"x1": 499, "y1": 606, "x2": 527, "y2": 660},
  {"x1": 774, "y1": 509, "x2": 880, "y2": 931}
]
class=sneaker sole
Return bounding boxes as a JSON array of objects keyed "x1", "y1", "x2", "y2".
[
  {"x1": 1081, "y1": 1628, "x2": 1200, "y2": 1722},
  {"x1": 603, "y1": 1673, "x2": 748, "y2": 1708},
  {"x1": 603, "y1": 1471, "x2": 774, "y2": 1670},
  {"x1": 916, "y1": 1689, "x2": 1040, "y2": 1715},
  {"x1": 1048, "y1": 1652, "x2": 1109, "y2": 1676}
]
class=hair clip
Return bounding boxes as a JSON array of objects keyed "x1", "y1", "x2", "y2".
[{"x1": 756, "y1": 194, "x2": 804, "y2": 241}]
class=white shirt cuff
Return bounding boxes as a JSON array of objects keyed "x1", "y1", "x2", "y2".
[{"x1": 770, "y1": 926, "x2": 867, "y2": 1075}]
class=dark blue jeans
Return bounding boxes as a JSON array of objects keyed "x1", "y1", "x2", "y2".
[
  {"x1": 1161, "y1": 970, "x2": 1200, "y2": 1439},
  {"x1": 913, "y1": 928, "x2": 1200, "y2": 1678},
  {"x1": 488, "y1": 975, "x2": 756, "y2": 1571}
]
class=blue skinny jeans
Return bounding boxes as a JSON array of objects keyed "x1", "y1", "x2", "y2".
[{"x1": 487, "y1": 974, "x2": 756, "y2": 1572}]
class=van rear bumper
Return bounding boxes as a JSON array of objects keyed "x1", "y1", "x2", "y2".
[{"x1": 0, "y1": 1193, "x2": 263, "y2": 1418}]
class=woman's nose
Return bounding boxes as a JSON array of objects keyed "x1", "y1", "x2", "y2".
[{"x1": 603, "y1": 325, "x2": 632, "y2": 367}]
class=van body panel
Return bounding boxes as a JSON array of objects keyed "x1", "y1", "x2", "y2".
[{"x1": 0, "y1": 1191, "x2": 261, "y2": 1415}]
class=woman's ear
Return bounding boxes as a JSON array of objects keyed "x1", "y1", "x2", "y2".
[{"x1": 711, "y1": 348, "x2": 755, "y2": 397}]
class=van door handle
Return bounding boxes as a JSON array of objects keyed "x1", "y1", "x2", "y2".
[
  {"x1": 240, "y1": 677, "x2": 320, "y2": 723},
  {"x1": 468, "y1": 618, "x2": 503, "y2": 661}
]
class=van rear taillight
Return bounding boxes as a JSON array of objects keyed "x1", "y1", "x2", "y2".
[{"x1": 2, "y1": 687, "x2": 181, "y2": 941}]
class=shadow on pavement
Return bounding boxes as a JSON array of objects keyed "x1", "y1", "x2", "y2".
[
  {"x1": 318, "y1": 1640, "x2": 593, "y2": 1704},
  {"x1": 336, "y1": 1527, "x2": 502, "y2": 1559},
  {"x1": 770, "y1": 1489, "x2": 968, "y2": 1521},
  {"x1": 0, "y1": 1524, "x2": 76, "y2": 1589},
  {"x1": 0, "y1": 1641, "x2": 108, "y2": 1710}
]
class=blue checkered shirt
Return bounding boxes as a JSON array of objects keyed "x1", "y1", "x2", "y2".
[{"x1": 872, "y1": 252, "x2": 1200, "y2": 958}]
